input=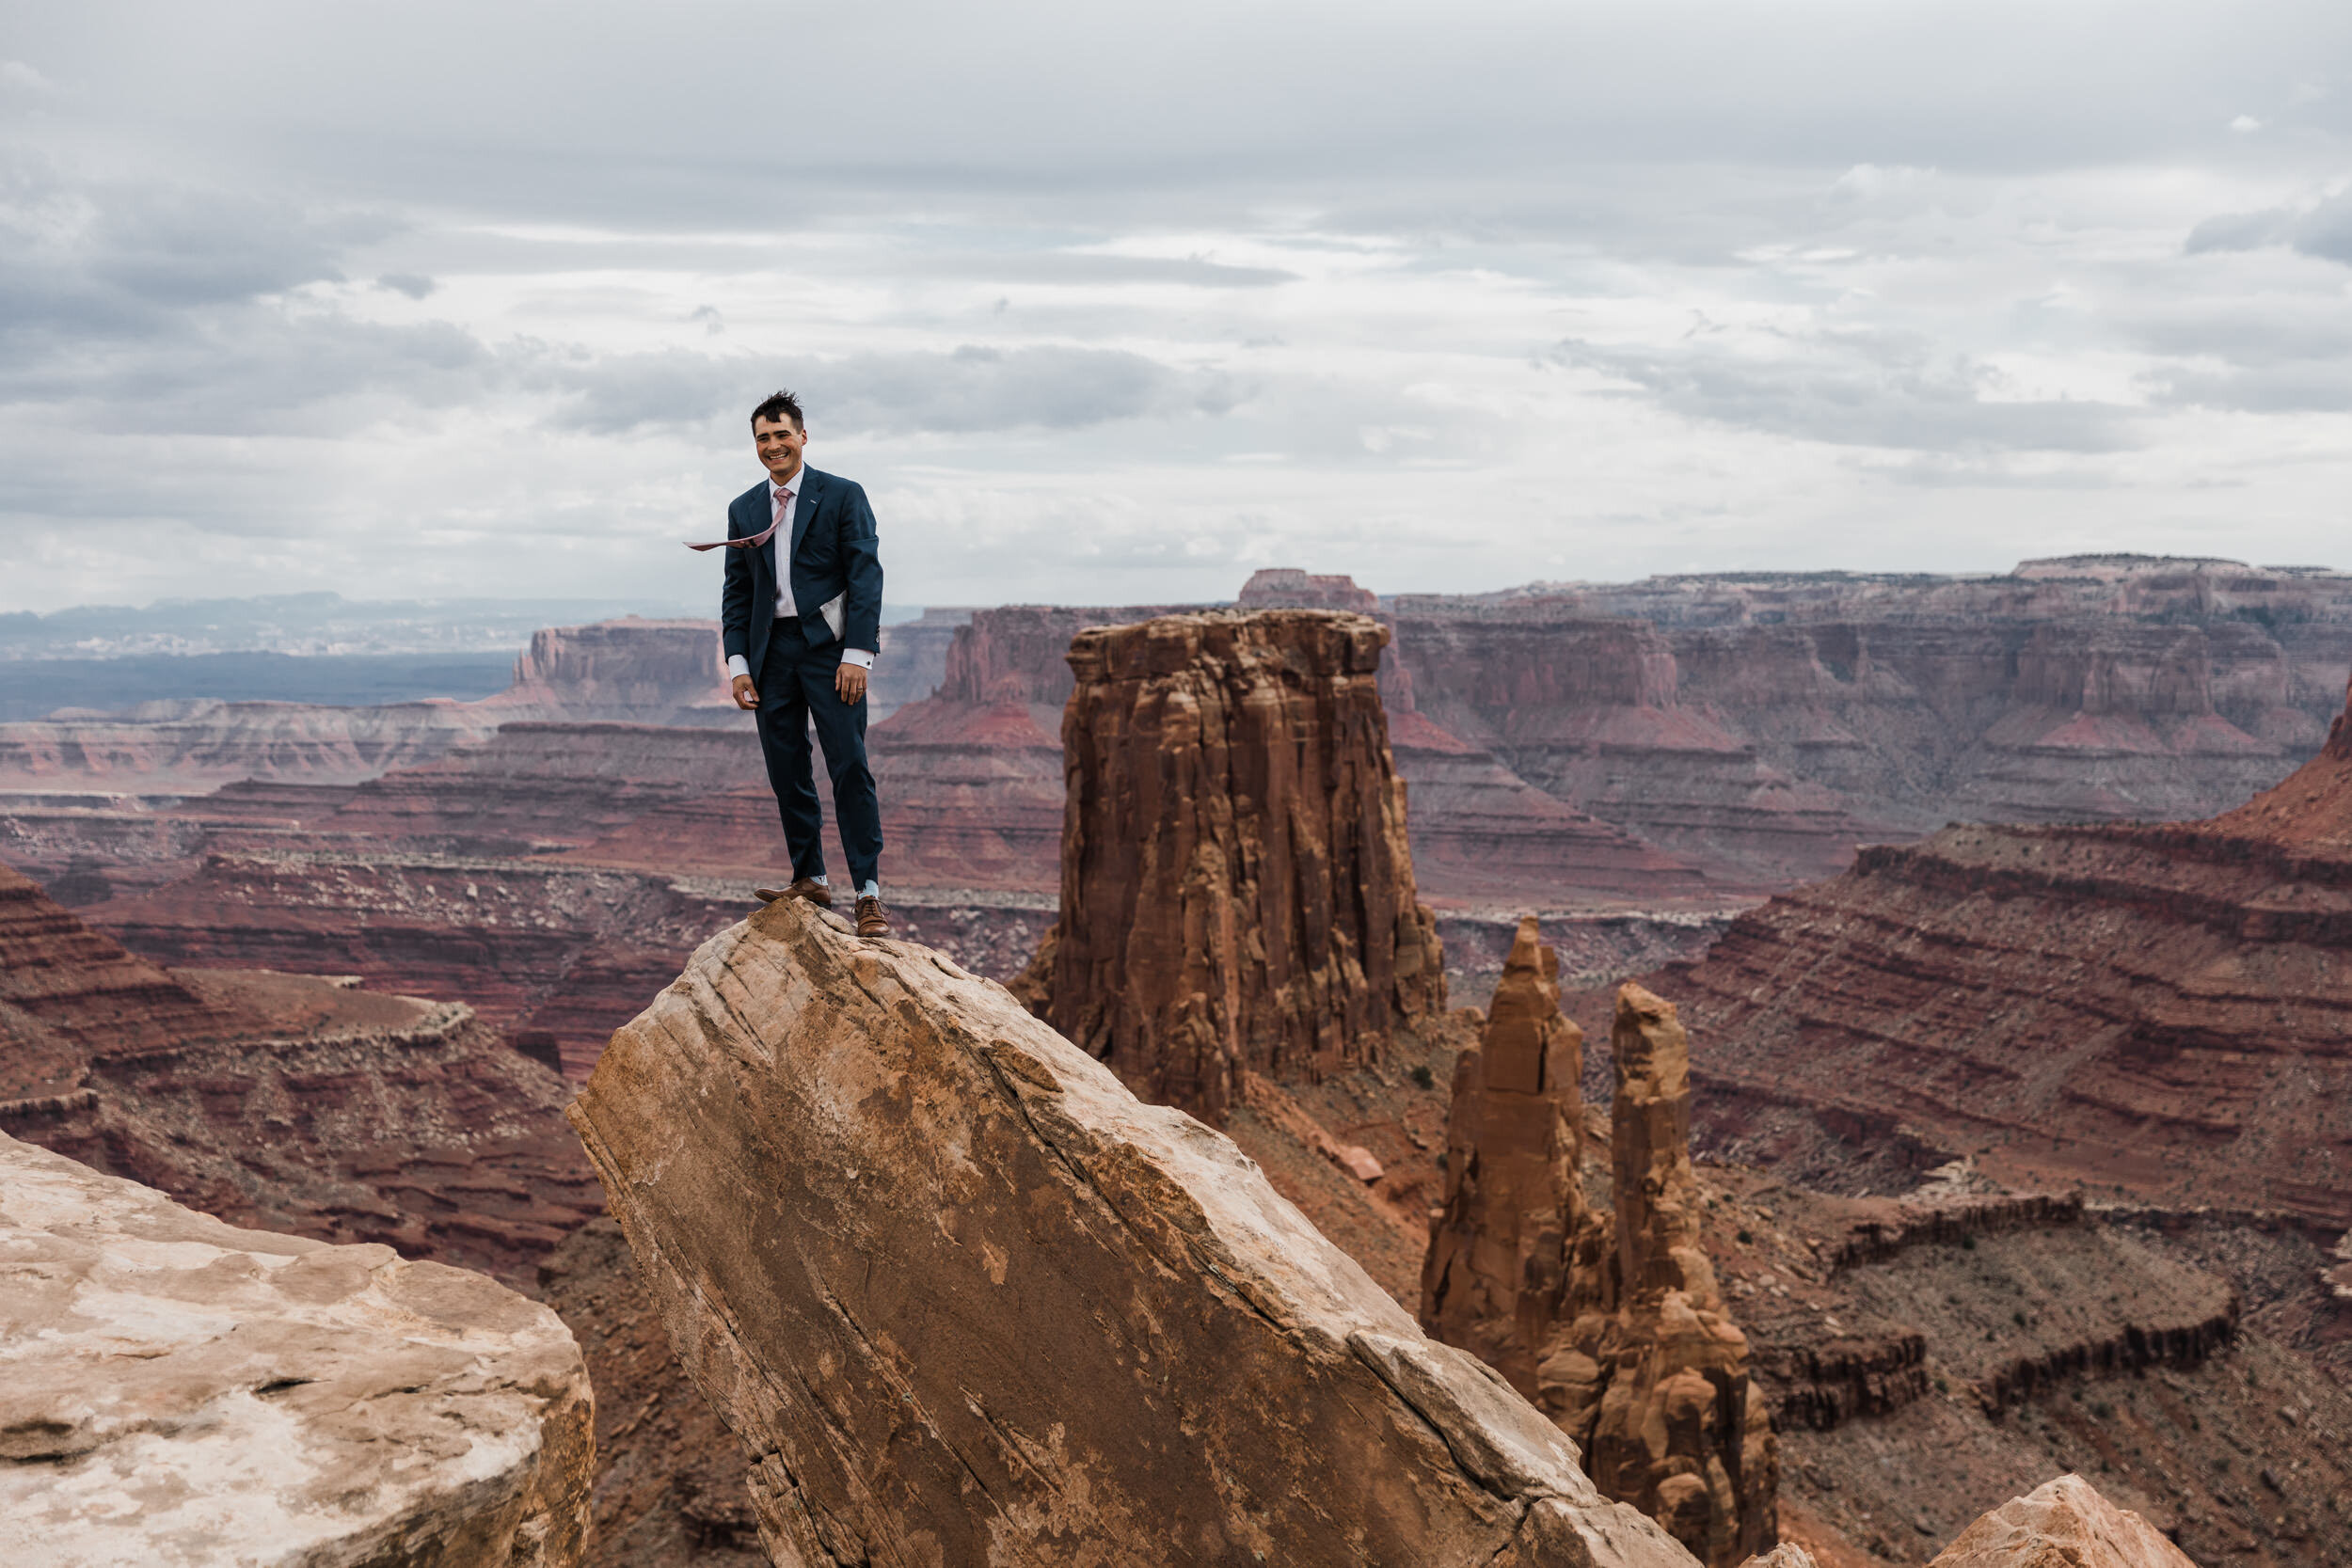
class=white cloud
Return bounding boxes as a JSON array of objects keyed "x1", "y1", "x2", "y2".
[{"x1": 1, "y1": 0, "x2": 2350, "y2": 611}]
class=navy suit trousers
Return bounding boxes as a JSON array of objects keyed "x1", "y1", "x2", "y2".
[{"x1": 754, "y1": 616, "x2": 882, "y2": 890}]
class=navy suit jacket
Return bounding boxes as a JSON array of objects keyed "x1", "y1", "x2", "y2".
[{"x1": 719, "y1": 466, "x2": 883, "y2": 676}]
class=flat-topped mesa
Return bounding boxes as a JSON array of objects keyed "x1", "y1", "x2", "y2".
[
  {"x1": 1422, "y1": 916, "x2": 1592, "y2": 1392},
  {"x1": 482, "y1": 616, "x2": 736, "y2": 724},
  {"x1": 1237, "y1": 566, "x2": 1383, "y2": 612},
  {"x1": 0, "y1": 1132, "x2": 592, "y2": 1567},
  {"x1": 1423, "y1": 962, "x2": 1774, "y2": 1567},
  {"x1": 1019, "y1": 609, "x2": 1445, "y2": 1122},
  {"x1": 568, "y1": 897, "x2": 1700, "y2": 1567}
]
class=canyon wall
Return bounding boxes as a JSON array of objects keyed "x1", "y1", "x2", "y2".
[
  {"x1": 0, "y1": 864, "x2": 603, "y2": 1285},
  {"x1": 18, "y1": 557, "x2": 2343, "y2": 909},
  {"x1": 1661, "y1": 673, "x2": 2352, "y2": 1230},
  {"x1": 571, "y1": 896, "x2": 1703, "y2": 1567},
  {"x1": 0, "y1": 1131, "x2": 593, "y2": 1567},
  {"x1": 1019, "y1": 610, "x2": 1445, "y2": 1121}
]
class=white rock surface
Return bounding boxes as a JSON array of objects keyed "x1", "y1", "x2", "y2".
[{"x1": 0, "y1": 1132, "x2": 592, "y2": 1568}]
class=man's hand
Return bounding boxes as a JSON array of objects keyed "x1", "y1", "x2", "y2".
[
  {"x1": 731, "y1": 673, "x2": 760, "y2": 710},
  {"x1": 834, "y1": 661, "x2": 868, "y2": 704}
]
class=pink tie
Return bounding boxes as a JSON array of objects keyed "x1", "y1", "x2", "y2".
[{"x1": 685, "y1": 487, "x2": 793, "y2": 551}]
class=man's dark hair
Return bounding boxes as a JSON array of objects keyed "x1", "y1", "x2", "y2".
[{"x1": 751, "y1": 389, "x2": 805, "y2": 430}]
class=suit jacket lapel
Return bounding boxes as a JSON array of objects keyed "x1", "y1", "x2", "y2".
[{"x1": 787, "y1": 468, "x2": 822, "y2": 565}]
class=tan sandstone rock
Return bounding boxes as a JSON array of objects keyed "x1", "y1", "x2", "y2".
[
  {"x1": 1736, "y1": 1547, "x2": 1820, "y2": 1568},
  {"x1": 568, "y1": 896, "x2": 1702, "y2": 1567},
  {"x1": 1423, "y1": 961, "x2": 1775, "y2": 1567},
  {"x1": 1927, "y1": 1473, "x2": 2200, "y2": 1566},
  {"x1": 1016, "y1": 609, "x2": 1445, "y2": 1122},
  {"x1": 0, "y1": 1131, "x2": 592, "y2": 1568}
]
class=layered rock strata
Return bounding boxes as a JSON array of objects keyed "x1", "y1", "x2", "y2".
[
  {"x1": 1666, "y1": 673, "x2": 2352, "y2": 1230},
  {"x1": 1927, "y1": 1474, "x2": 2197, "y2": 1568},
  {"x1": 0, "y1": 1131, "x2": 593, "y2": 1567},
  {"x1": 1, "y1": 861, "x2": 257, "y2": 1098},
  {"x1": 1422, "y1": 937, "x2": 1775, "y2": 1566},
  {"x1": 1385, "y1": 608, "x2": 1867, "y2": 887},
  {"x1": 1020, "y1": 610, "x2": 1445, "y2": 1121},
  {"x1": 569, "y1": 898, "x2": 1703, "y2": 1567},
  {"x1": 0, "y1": 865, "x2": 602, "y2": 1285}
]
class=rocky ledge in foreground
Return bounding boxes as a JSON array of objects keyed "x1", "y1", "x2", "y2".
[
  {"x1": 1928, "y1": 1472, "x2": 2198, "y2": 1567},
  {"x1": 0, "y1": 1131, "x2": 592, "y2": 1567},
  {"x1": 568, "y1": 897, "x2": 1700, "y2": 1567}
]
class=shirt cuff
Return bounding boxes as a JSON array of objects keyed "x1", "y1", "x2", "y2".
[
  {"x1": 842, "y1": 648, "x2": 876, "y2": 670},
  {"x1": 725, "y1": 654, "x2": 750, "y2": 679}
]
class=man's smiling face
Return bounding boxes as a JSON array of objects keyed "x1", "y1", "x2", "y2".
[{"x1": 754, "y1": 414, "x2": 806, "y2": 483}]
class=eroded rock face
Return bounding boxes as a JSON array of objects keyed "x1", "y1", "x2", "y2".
[
  {"x1": 0, "y1": 863, "x2": 604, "y2": 1287},
  {"x1": 1422, "y1": 916, "x2": 1592, "y2": 1391},
  {"x1": 1020, "y1": 610, "x2": 1445, "y2": 1122},
  {"x1": 1559, "y1": 985, "x2": 1775, "y2": 1568},
  {"x1": 568, "y1": 898, "x2": 1701, "y2": 1567},
  {"x1": 0, "y1": 1131, "x2": 592, "y2": 1567},
  {"x1": 1423, "y1": 958, "x2": 1774, "y2": 1566},
  {"x1": 1926, "y1": 1474, "x2": 2198, "y2": 1567}
]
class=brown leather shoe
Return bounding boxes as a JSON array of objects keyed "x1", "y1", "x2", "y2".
[
  {"x1": 755, "y1": 878, "x2": 834, "y2": 908},
  {"x1": 855, "y1": 894, "x2": 892, "y2": 939}
]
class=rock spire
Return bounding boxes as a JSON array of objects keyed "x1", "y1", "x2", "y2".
[
  {"x1": 1422, "y1": 954, "x2": 1775, "y2": 1566},
  {"x1": 1017, "y1": 609, "x2": 1445, "y2": 1121},
  {"x1": 1421, "y1": 916, "x2": 1591, "y2": 1391}
]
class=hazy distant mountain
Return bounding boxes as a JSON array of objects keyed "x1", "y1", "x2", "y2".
[{"x1": 0, "y1": 593, "x2": 702, "y2": 659}]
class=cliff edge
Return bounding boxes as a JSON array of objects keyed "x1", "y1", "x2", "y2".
[
  {"x1": 0, "y1": 1131, "x2": 592, "y2": 1567},
  {"x1": 567, "y1": 897, "x2": 1701, "y2": 1566}
]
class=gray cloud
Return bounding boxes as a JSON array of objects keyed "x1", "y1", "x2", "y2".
[
  {"x1": 2185, "y1": 189, "x2": 2352, "y2": 265},
  {"x1": 914, "y1": 253, "x2": 1297, "y2": 289},
  {"x1": 1554, "y1": 330, "x2": 2140, "y2": 455},
  {"x1": 2, "y1": 0, "x2": 2350, "y2": 610},
  {"x1": 548, "y1": 344, "x2": 1246, "y2": 437}
]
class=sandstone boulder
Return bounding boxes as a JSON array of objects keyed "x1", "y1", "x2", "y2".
[
  {"x1": 1737, "y1": 1548, "x2": 1820, "y2": 1568},
  {"x1": 1019, "y1": 609, "x2": 1444, "y2": 1122},
  {"x1": 1926, "y1": 1473, "x2": 2199, "y2": 1567},
  {"x1": 0, "y1": 1131, "x2": 592, "y2": 1567},
  {"x1": 569, "y1": 897, "x2": 1700, "y2": 1567}
]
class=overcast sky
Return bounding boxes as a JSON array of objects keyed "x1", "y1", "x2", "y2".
[{"x1": 5, "y1": 1, "x2": 2349, "y2": 613}]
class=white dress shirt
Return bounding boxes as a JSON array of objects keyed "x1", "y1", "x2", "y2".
[{"x1": 725, "y1": 469, "x2": 875, "y2": 679}]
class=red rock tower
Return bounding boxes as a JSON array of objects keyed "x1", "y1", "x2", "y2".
[
  {"x1": 1420, "y1": 916, "x2": 1590, "y2": 1392},
  {"x1": 1018, "y1": 610, "x2": 1444, "y2": 1122},
  {"x1": 1421, "y1": 954, "x2": 1775, "y2": 1567}
]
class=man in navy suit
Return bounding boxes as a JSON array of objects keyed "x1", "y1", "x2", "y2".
[{"x1": 719, "y1": 388, "x2": 891, "y2": 938}]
